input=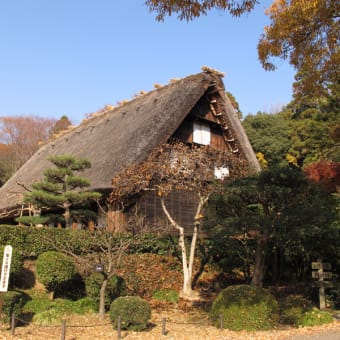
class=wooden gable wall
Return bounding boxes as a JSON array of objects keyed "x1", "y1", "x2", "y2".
[{"x1": 171, "y1": 96, "x2": 228, "y2": 152}]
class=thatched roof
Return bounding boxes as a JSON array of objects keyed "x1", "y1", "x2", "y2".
[{"x1": 0, "y1": 70, "x2": 260, "y2": 215}]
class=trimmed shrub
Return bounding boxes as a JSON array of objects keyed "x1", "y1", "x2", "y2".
[
  {"x1": 36, "y1": 251, "x2": 75, "y2": 293},
  {"x1": 210, "y1": 284, "x2": 279, "y2": 331},
  {"x1": 0, "y1": 291, "x2": 27, "y2": 323},
  {"x1": 279, "y1": 295, "x2": 313, "y2": 325},
  {"x1": 152, "y1": 289, "x2": 179, "y2": 303},
  {"x1": 109, "y1": 296, "x2": 151, "y2": 331},
  {"x1": 297, "y1": 308, "x2": 333, "y2": 327},
  {"x1": 85, "y1": 273, "x2": 126, "y2": 310}
]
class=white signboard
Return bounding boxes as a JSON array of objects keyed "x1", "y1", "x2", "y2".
[{"x1": 0, "y1": 245, "x2": 12, "y2": 292}]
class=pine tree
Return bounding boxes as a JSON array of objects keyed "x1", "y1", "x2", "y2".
[{"x1": 17, "y1": 154, "x2": 101, "y2": 227}]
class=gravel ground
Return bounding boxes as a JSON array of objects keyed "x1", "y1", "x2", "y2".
[{"x1": 0, "y1": 310, "x2": 339, "y2": 340}]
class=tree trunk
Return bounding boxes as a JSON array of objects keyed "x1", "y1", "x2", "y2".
[
  {"x1": 161, "y1": 196, "x2": 206, "y2": 301},
  {"x1": 99, "y1": 278, "x2": 108, "y2": 319},
  {"x1": 47, "y1": 291, "x2": 55, "y2": 301},
  {"x1": 251, "y1": 229, "x2": 269, "y2": 287},
  {"x1": 179, "y1": 224, "x2": 195, "y2": 299},
  {"x1": 63, "y1": 203, "x2": 71, "y2": 228}
]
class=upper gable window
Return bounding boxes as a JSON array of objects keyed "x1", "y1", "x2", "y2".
[{"x1": 193, "y1": 121, "x2": 210, "y2": 145}]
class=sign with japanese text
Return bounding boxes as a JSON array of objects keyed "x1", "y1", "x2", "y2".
[{"x1": 0, "y1": 245, "x2": 12, "y2": 292}]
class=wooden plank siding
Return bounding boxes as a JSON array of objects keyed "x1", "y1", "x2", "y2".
[
  {"x1": 171, "y1": 116, "x2": 228, "y2": 152},
  {"x1": 130, "y1": 190, "x2": 199, "y2": 234}
]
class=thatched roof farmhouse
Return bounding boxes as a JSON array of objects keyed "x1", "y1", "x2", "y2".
[{"x1": 0, "y1": 69, "x2": 260, "y2": 224}]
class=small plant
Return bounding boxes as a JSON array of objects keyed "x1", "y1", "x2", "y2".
[
  {"x1": 297, "y1": 308, "x2": 333, "y2": 327},
  {"x1": 210, "y1": 284, "x2": 279, "y2": 331},
  {"x1": 109, "y1": 296, "x2": 151, "y2": 331},
  {"x1": 23, "y1": 290, "x2": 96, "y2": 321},
  {"x1": 32, "y1": 308, "x2": 63, "y2": 326},
  {"x1": 152, "y1": 289, "x2": 179, "y2": 303},
  {"x1": 72, "y1": 297, "x2": 97, "y2": 314},
  {"x1": 279, "y1": 295, "x2": 313, "y2": 325},
  {"x1": 85, "y1": 273, "x2": 126, "y2": 310},
  {"x1": 36, "y1": 251, "x2": 75, "y2": 297},
  {"x1": 22, "y1": 290, "x2": 55, "y2": 314},
  {"x1": 0, "y1": 291, "x2": 27, "y2": 323}
]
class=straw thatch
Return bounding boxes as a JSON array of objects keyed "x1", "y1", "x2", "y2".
[{"x1": 0, "y1": 70, "x2": 260, "y2": 217}]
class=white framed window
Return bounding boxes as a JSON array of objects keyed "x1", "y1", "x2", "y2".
[
  {"x1": 193, "y1": 121, "x2": 211, "y2": 145},
  {"x1": 214, "y1": 166, "x2": 229, "y2": 180}
]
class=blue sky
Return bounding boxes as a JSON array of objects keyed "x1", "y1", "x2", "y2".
[{"x1": 0, "y1": 0, "x2": 295, "y2": 125}]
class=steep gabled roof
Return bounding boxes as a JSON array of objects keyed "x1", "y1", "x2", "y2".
[{"x1": 0, "y1": 71, "x2": 260, "y2": 214}]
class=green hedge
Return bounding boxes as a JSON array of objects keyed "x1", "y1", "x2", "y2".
[{"x1": 0, "y1": 225, "x2": 175, "y2": 257}]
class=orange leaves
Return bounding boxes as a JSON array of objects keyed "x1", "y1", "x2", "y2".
[
  {"x1": 304, "y1": 160, "x2": 340, "y2": 192},
  {"x1": 0, "y1": 115, "x2": 56, "y2": 176},
  {"x1": 258, "y1": 0, "x2": 340, "y2": 99}
]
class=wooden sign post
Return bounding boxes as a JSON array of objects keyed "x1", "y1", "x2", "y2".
[
  {"x1": 311, "y1": 259, "x2": 333, "y2": 310},
  {"x1": 0, "y1": 245, "x2": 13, "y2": 319}
]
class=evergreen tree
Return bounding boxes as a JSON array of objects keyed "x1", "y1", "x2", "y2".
[
  {"x1": 207, "y1": 166, "x2": 337, "y2": 286},
  {"x1": 242, "y1": 111, "x2": 292, "y2": 167},
  {"x1": 17, "y1": 154, "x2": 101, "y2": 227}
]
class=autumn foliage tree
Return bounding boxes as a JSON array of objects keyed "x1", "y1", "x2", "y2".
[
  {"x1": 110, "y1": 141, "x2": 249, "y2": 299},
  {"x1": 145, "y1": 0, "x2": 258, "y2": 21},
  {"x1": 304, "y1": 160, "x2": 340, "y2": 192},
  {"x1": 146, "y1": 1, "x2": 339, "y2": 102},
  {"x1": 0, "y1": 115, "x2": 56, "y2": 179},
  {"x1": 258, "y1": 0, "x2": 340, "y2": 100}
]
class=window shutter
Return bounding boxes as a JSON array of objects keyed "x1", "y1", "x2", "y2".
[{"x1": 193, "y1": 121, "x2": 210, "y2": 145}]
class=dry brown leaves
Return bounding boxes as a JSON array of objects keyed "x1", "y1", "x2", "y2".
[{"x1": 0, "y1": 309, "x2": 339, "y2": 340}]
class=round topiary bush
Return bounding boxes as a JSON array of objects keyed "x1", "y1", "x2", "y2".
[
  {"x1": 279, "y1": 295, "x2": 313, "y2": 325},
  {"x1": 109, "y1": 296, "x2": 151, "y2": 331},
  {"x1": 210, "y1": 284, "x2": 279, "y2": 331},
  {"x1": 297, "y1": 308, "x2": 333, "y2": 327},
  {"x1": 85, "y1": 272, "x2": 127, "y2": 310},
  {"x1": 36, "y1": 251, "x2": 75, "y2": 293}
]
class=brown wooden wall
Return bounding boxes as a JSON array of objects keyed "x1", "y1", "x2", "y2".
[
  {"x1": 126, "y1": 190, "x2": 198, "y2": 233},
  {"x1": 171, "y1": 95, "x2": 228, "y2": 152},
  {"x1": 172, "y1": 117, "x2": 228, "y2": 152}
]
